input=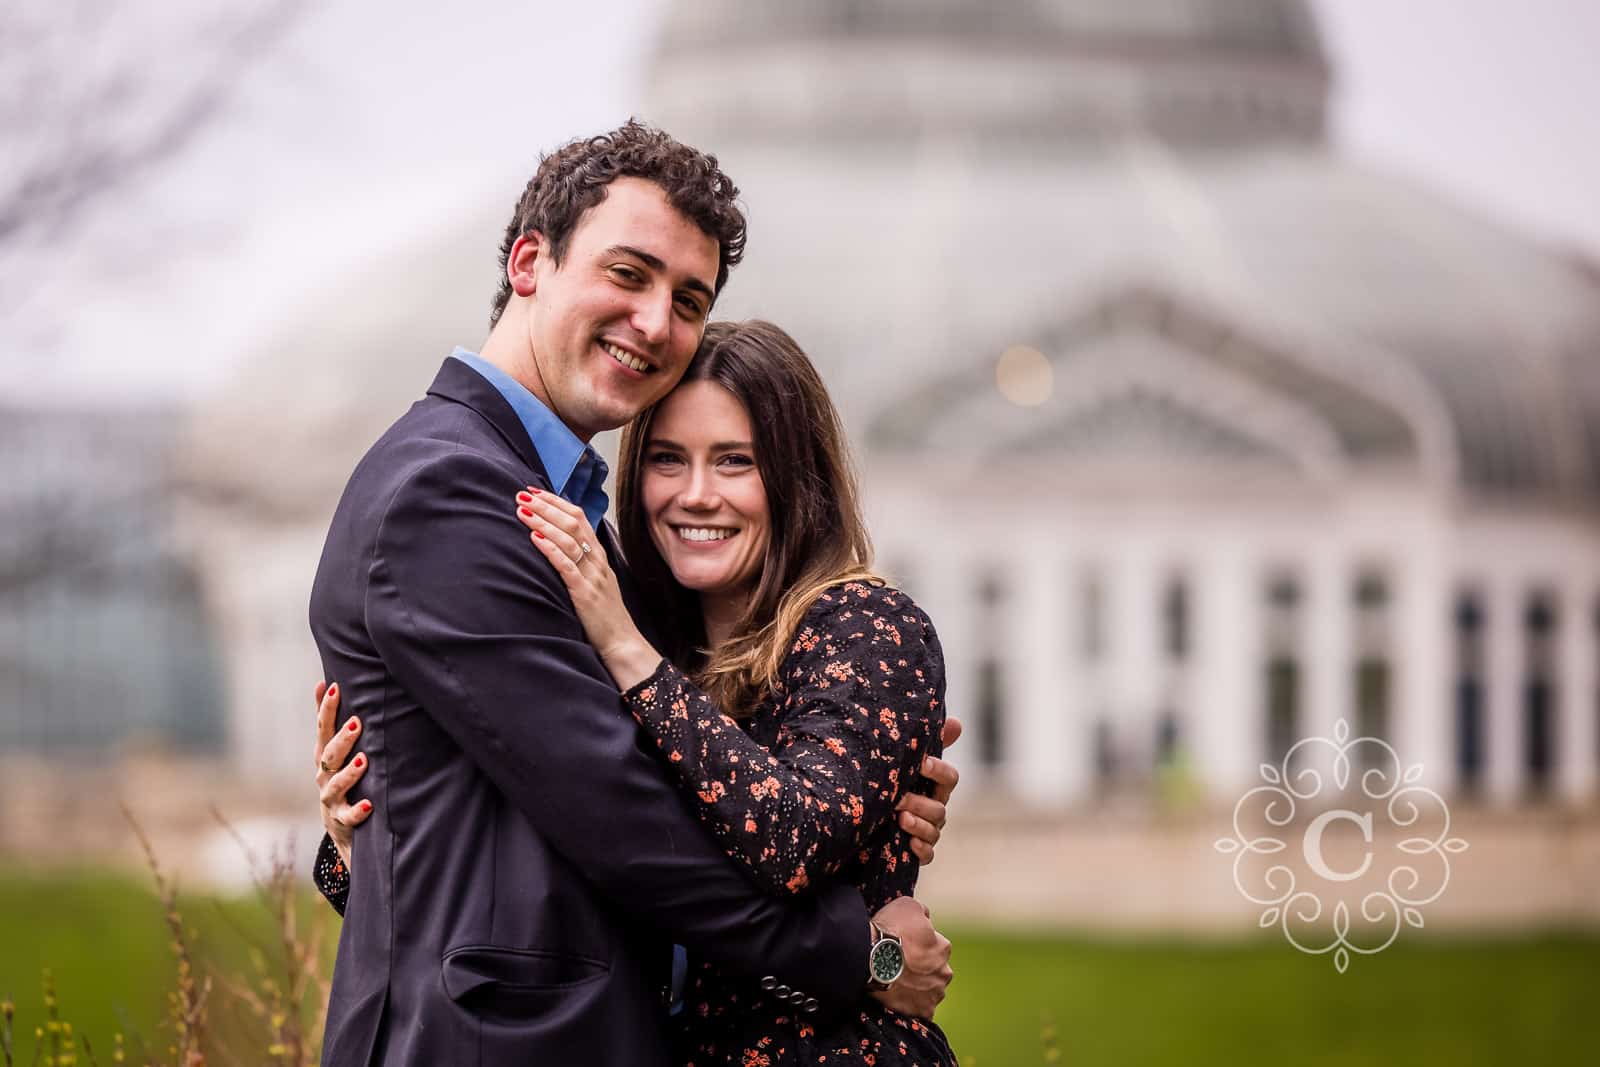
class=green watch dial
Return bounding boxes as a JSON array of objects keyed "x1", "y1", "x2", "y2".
[{"x1": 869, "y1": 937, "x2": 905, "y2": 985}]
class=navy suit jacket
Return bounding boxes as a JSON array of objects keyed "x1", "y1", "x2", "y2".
[{"x1": 309, "y1": 357, "x2": 869, "y2": 1066}]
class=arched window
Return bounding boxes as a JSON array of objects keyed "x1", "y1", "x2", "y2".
[
  {"x1": 974, "y1": 570, "x2": 1007, "y2": 770},
  {"x1": 1454, "y1": 592, "x2": 1486, "y2": 794},
  {"x1": 1353, "y1": 572, "x2": 1392, "y2": 770},
  {"x1": 1523, "y1": 591, "x2": 1556, "y2": 795},
  {"x1": 1264, "y1": 573, "x2": 1301, "y2": 763}
]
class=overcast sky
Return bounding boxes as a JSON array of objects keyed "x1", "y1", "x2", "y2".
[{"x1": 5, "y1": 0, "x2": 1598, "y2": 404}]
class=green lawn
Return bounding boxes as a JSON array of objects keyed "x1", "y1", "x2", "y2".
[{"x1": 2, "y1": 869, "x2": 1595, "y2": 1065}]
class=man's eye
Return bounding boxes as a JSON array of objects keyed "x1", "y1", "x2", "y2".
[
  {"x1": 611, "y1": 266, "x2": 644, "y2": 284},
  {"x1": 675, "y1": 294, "x2": 706, "y2": 319}
]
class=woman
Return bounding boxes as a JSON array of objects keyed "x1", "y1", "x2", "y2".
[{"x1": 315, "y1": 320, "x2": 958, "y2": 1065}]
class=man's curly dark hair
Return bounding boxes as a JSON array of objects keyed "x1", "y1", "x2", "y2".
[{"x1": 488, "y1": 120, "x2": 746, "y2": 328}]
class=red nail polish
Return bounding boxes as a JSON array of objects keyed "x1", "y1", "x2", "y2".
[
  {"x1": 328, "y1": 683, "x2": 338, "y2": 698},
  {"x1": 360, "y1": 800, "x2": 372, "y2": 813},
  {"x1": 519, "y1": 506, "x2": 533, "y2": 517},
  {"x1": 530, "y1": 487, "x2": 542, "y2": 495},
  {"x1": 534, "y1": 530, "x2": 545, "y2": 540},
  {"x1": 346, "y1": 719, "x2": 359, "y2": 732},
  {"x1": 516, "y1": 491, "x2": 532, "y2": 503},
  {"x1": 353, "y1": 754, "x2": 365, "y2": 768}
]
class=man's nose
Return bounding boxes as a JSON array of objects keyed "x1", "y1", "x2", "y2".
[{"x1": 631, "y1": 287, "x2": 673, "y2": 346}]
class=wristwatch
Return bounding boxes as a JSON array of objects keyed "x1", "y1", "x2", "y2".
[{"x1": 866, "y1": 921, "x2": 905, "y2": 990}]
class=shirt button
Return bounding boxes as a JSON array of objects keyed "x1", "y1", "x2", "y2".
[
  {"x1": 759, "y1": 976, "x2": 778, "y2": 991},
  {"x1": 803, "y1": 997, "x2": 820, "y2": 1014},
  {"x1": 788, "y1": 990, "x2": 807, "y2": 1005},
  {"x1": 774, "y1": 984, "x2": 792, "y2": 998}
]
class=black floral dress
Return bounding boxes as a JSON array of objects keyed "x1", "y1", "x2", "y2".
[
  {"x1": 314, "y1": 580, "x2": 956, "y2": 1066},
  {"x1": 625, "y1": 582, "x2": 955, "y2": 1066}
]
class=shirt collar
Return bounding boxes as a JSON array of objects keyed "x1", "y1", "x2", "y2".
[{"x1": 450, "y1": 348, "x2": 610, "y2": 527}]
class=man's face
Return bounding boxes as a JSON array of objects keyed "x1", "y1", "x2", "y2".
[{"x1": 523, "y1": 177, "x2": 720, "y2": 439}]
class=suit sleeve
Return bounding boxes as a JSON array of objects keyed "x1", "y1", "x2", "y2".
[
  {"x1": 363, "y1": 448, "x2": 869, "y2": 1007},
  {"x1": 620, "y1": 584, "x2": 946, "y2": 897}
]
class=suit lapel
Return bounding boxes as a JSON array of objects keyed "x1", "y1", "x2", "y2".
[{"x1": 425, "y1": 356, "x2": 551, "y2": 486}]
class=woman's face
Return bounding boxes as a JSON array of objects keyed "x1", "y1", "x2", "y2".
[{"x1": 640, "y1": 380, "x2": 771, "y2": 602}]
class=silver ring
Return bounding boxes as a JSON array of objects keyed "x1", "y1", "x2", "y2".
[{"x1": 579, "y1": 542, "x2": 592, "y2": 556}]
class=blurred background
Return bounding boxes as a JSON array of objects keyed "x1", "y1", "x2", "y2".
[{"x1": 3, "y1": 0, "x2": 1598, "y2": 1063}]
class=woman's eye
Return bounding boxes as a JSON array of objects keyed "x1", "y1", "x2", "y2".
[
  {"x1": 647, "y1": 451, "x2": 684, "y2": 467},
  {"x1": 719, "y1": 454, "x2": 754, "y2": 469}
]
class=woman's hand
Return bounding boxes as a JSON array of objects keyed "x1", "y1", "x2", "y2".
[
  {"x1": 314, "y1": 680, "x2": 372, "y2": 869},
  {"x1": 515, "y1": 488, "x2": 662, "y2": 691}
]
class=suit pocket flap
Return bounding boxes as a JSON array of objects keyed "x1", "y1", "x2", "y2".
[{"x1": 441, "y1": 945, "x2": 609, "y2": 1001}]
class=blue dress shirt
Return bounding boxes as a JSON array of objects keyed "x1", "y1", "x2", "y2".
[{"x1": 450, "y1": 348, "x2": 610, "y2": 529}]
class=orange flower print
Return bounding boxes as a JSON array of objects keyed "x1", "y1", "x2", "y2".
[
  {"x1": 824, "y1": 737, "x2": 847, "y2": 756},
  {"x1": 785, "y1": 865, "x2": 810, "y2": 892},
  {"x1": 741, "y1": 1051, "x2": 771, "y2": 1067}
]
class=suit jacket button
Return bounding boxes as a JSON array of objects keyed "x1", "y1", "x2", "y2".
[
  {"x1": 759, "y1": 976, "x2": 778, "y2": 991},
  {"x1": 803, "y1": 997, "x2": 820, "y2": 1013},
  {"x1": 774, "y1": 984, "x2": 792, "y2": 998}
]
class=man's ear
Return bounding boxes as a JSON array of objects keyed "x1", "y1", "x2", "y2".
[{"x1": 507, "y1": 232, "x2": 546, "y2": 299}]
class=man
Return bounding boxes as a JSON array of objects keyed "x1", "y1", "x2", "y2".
[{"x1": 309, "y1": 122, "x2": 956, "y2": 1066}]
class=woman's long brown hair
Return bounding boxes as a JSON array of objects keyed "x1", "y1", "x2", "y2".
[{"x1": 616, "y1": 320, "x2": 879, "y2": 716}]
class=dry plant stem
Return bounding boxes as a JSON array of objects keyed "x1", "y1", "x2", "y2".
[
  {"x1": 121, "y1": 806, "x2": 210, "y2": 1067},
  {"x1": 208, "y1": 807, "x2": 329, "y2": 1066}
]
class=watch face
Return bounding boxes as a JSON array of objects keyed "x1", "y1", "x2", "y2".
[{"x1": 870, "y1": 938, "x2": 905, "y2": 985}]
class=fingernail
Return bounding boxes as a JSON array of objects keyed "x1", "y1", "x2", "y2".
[
  {"x1": 360, "y1": 800, "x2": 372, "y2": 813},
  {"x1": 328, "y1": 683, "x2": 338, "y2": 698},
  {"x1": 533, "y1": 530, "x2": 545, "y2": 539},
  {"x1": 516, "y1": 491, "x2": 532, "y2": 503},
  {"x1": 519, "y1": 506, "x2": 533, "y2": 517},
  {"x1": 530, "y1": 487, "x2": 542, "y2": 495},
  {"x1": 346, "y1": 719, "x2": 359, "y2": 732},
  {"x1": 353, "y1": 754, "x2": 365, "y2": 768}
]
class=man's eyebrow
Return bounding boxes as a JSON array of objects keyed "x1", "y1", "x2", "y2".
[{"x1": 605, "y1": 245, "x2": 715, "y2": 300}]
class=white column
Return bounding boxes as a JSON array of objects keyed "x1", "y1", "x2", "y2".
[
  {"x1": 1558, "y1": 577, "x2": 1597, "y2": 803},
  {"x1": 1304, "y1": 543, "x2": 1351, "y2": 749},
  {"x1": 1194, "y1": 544, "x2": 1261, "y2": 797},
  {"x1": 1484, "y1": 575, "x2": 1524, "y2": 805},
  {"x1": 1009, "y1": 543, "x2": 1088, "y2": 807},
  {"x1": 1395, "y1": 533, "x2": 1453, "y2": 795}
]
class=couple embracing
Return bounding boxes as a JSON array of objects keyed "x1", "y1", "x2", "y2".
[{"x1": 306, "y1": 122, "x2": 963, "y2": 1066}]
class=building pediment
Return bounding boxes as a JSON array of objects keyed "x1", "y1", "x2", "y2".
[{"x1": 867, "y1": 284, "x2": 1433, "y2": 483}]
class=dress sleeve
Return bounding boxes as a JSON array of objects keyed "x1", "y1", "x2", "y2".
[
  {"x1": 312, "y1": 832, "x2": 349, "y2": 917},
  {"x1": 622, "y1": 582, "x2": 946, "y2": 896}
]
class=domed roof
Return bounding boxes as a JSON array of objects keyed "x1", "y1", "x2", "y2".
[{"x1": 650, "y1": 0, "x2": 1329, "y2": 147}]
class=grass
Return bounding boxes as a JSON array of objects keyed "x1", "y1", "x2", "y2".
[
  {"x1": 935, "y1": 924, "x2": 1600, "y2": 1066},
  {"x1": 0, "y1": 860, "x2": 331, "y2": 1066},
  {"x1": 2, "y1": 869, "x2": 1595, "y2": 1065}
]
